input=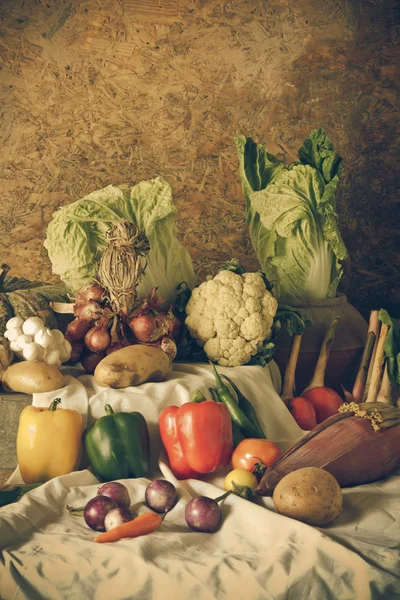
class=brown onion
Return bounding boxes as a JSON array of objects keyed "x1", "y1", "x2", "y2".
[
  {"x1": 74, "y1": 300, "x2": 104, "y2": 321},
  {"x1": 106, "y1": 341, "x2": 125, "y2": 355},
  {"x1": 77, "y1": 283, "x2": 105, "y2": 304},
  {"x1": 85, "y1": 325, "x2": 111, "y2": 353},
  {"x1": 65, "y1": 318, "x2": 93, "y2": 342},
  {"x1": 69, "y1": 339, "x2": 85, "y2": 363},
  {"x1": 156, "y1": 312, "x2": 180, "y2": 339},
  {"x1": 128, "y1": 314, "x2": 160, "y2": 343},
  {"x1": 82, "y1": 350, "x2": 107, "y2": 374},
  {"x1": 160, "y1": 336, "x2": 177, "y2": 360}
]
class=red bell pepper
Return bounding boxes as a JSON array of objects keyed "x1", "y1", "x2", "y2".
[{"x1": 159, "y1": 400, "x2": 233, "y2": 480}]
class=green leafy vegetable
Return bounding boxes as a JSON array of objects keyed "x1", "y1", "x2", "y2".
[
  {"x1": 44, "y1": 177, "x2": 197, "y2": 305},
  {"x1": 235, "y1": 129, "x2": 348, "y2": 302},
  {"x1": 378, "y1": 309, "x2": 400, "y2": 387}
]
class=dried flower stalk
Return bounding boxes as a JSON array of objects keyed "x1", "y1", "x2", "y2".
[{"x1": 97, "y1": 221, "x2": 150, "y2": 316}]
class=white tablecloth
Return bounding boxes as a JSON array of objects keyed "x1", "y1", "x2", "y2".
[{"x1": 0, "y1": 362, "x2": 399, "y2": 600}]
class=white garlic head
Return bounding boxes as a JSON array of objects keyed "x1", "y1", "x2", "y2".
[{"x1": 22, "y1": 317, "x2": 45, "y2": 336}]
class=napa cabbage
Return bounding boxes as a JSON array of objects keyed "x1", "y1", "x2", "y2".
[{"x1": 235, "y1": 129, "x2": 348, "y2": 302}]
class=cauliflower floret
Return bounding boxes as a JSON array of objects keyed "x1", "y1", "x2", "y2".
[
  {"x1": 240, "y1": 312, "x2": 269, "y2": 342},
  {"x1": 185, "y1": 267, "x2": 278, "y2": 366}
]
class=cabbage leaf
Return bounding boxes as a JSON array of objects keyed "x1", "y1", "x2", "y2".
[
  {"x1": 44, "y1": 177, "x2": 198, "y2": 305},
  {"x1": 235, "y1": 129, "x2": 348, "y2": 302}
]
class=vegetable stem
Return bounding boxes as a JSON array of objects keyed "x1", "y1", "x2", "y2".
[
  {"x1": 366, "y1": 324, "x2": 389, "y2": 403},
  {"x1": 214, "y1": 491, "x2": 231, "y2": 503},
  {"x1": 49, "y1": 398, "x2": 62, "y2": 411},
  {"x1": 303, "y1": 317, "x2": 339, "y2": 392},
  {"x1": 280, "y1": 334, "x2": 303, "y2": 403},
  {"x1": 376, "y1": 364, "x2": 393, "y2": 405},
  {"x1": 351, "y1": 331, "x2": 376, "y2": 403},
  {"x1": 104, "y1": 404, "x2": 115, "y2": 416},
  {"x1": 363, "y1": 310, "x2": 380, "y2": 401},
  {"x1": 191, "y1": 390, "x2": 206, "y2": 403},
  {"x1": 208, "y1": 387, "x2": 220, "y2": 403}
]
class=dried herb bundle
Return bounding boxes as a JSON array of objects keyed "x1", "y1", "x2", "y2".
[{"x1": 97, "y1": 221, "x2": 150, "y2": 316}]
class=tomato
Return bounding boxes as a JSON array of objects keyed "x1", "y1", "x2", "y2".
[
  {"x1": 231, "y1": 439, "x2": 283, "y2": 473},
  {"x1": 224, "y1": 468, "x2": 258, "y2": 494}
]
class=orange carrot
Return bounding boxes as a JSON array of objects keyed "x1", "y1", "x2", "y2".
[{"x1": 95, "y1": 512, "x2": 163, "y2": 543}]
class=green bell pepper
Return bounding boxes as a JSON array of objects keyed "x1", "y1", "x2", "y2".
[{"x1": 83, "y1": 404, "x2": 150, "y2": 482}]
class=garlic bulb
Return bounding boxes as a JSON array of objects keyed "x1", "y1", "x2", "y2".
[
  {"x1": 22, "y1": 342, "x2": 43, "y2": 361},
  {"x1": 16, "y1": 334, "x2": 32, "y2": 349},
  {"x1": 51, "y1": 329, "x2": 65, "y2": 345},
  {"x1": 6, "y1": 316, "x2": 24, "y2": 330},
  {"x1": 58, "y1": 339, "x2": 72, "y2": 362},
  {"x1": 4, "y1": 328, "x2": 22, "y2": 342},
  {"x1": 22, "y1": 316, "x2": 45, "y2": 336},
  {"x1": 34, "y1": 328, "x2": 54, "y2": 349},
  {"x1": 43, "y1": 348, "x2": 61, "y2": 366},
  {"x1": 4, "y1": 316, "x2": 72, "y2": 365}
]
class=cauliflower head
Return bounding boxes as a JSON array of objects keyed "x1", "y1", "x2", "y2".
[{"x1": 185, "y1": 270, "x2": 278, "y2": 367}]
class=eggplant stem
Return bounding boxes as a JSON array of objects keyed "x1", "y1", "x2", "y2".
[
  {"x1": 351, "y1": 331, "x2": 376, "y2": 403},
  {"x1": 302, "y1": 317, "x2": 339, "y2": 393},
  {"x1": 281, "y1": 334, "x2": 303, "y2": 404},
  {"x1": 214, "y1": 491, "x2": 231, "y2": 503},
  {"x1": 365, "y1": 323, "x2": 389, "y2": 403}
]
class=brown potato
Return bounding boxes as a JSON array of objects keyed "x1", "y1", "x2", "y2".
[
  {"x1": 94, "y1": 344, "x2": 172, "y2": 388},
  {"x1": 272, "y1": 467, "x2": 343, "y2": 527},
  {"x1": 2, "y1": 360, "x2": 65, "y2": 394}
]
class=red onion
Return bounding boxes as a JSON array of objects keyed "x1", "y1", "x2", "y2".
[
  {"x1": 85, "y1": 325, "x2": 111, "y2": 353},
  {"x1": 83, "y1": 496, "x2": 117, "y2": 531},
  {"x1": 145, "y1": 480, "x2": 177, "y2": 513},
  {"x1": 104, "y1": 508, "x2": 136, "y2": 531},
  {"x1": 97, "y1": 482, "x2": 131, "y2": 509}
]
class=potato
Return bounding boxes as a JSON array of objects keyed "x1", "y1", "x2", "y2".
[
  {"x1": 2, "y1": 360, "x2": 65, "y2": 394},
  {"x1": 272, "y1": 467, "x2": 343, "y2": 527},
  {"x1": 94, "y1": 344, "x2": 172, "y2": 388}
]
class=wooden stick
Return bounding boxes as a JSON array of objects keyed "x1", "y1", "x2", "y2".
[{"x1": 365, "y1": 323, "x2": 389, "y2": 403}]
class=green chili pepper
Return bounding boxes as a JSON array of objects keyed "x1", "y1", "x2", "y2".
[
  {"x1": 221, "y1": 374, "x2": 266, "y2": 439},
  {"x1": 208, "y1": 387, "x2": 220, "y2": 402},
  {"x1": 0, "y1": 482, "x2": 43, "y2": 508},
  {"x1": 210, "y1": 363, "x2": 264, "y2": 438},
  {"x1": 210, "y1": 386, "x2": 245, "y2": 447}
]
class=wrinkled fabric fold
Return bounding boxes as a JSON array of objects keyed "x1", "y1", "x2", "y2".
[{"x1": 1, "y1": 362, "x2": 399, "y2": 600}]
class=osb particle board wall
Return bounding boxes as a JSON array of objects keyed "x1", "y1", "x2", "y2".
[{"x1": 0, "y1": 0, "x2": 398, "y2": 313}]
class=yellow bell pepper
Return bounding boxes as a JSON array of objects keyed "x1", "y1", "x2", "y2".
[{"x1": 17, "y1": 398, "x2": 83, "y2": 484}]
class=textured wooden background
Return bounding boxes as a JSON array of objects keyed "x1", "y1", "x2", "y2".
[{"x1": 0, "y1": 0, "x2": 398, "y2": 314}]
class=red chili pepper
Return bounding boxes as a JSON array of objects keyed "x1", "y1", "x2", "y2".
[{"x1": 159, "y1": 400, "x2": 233, "y2": 480}]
